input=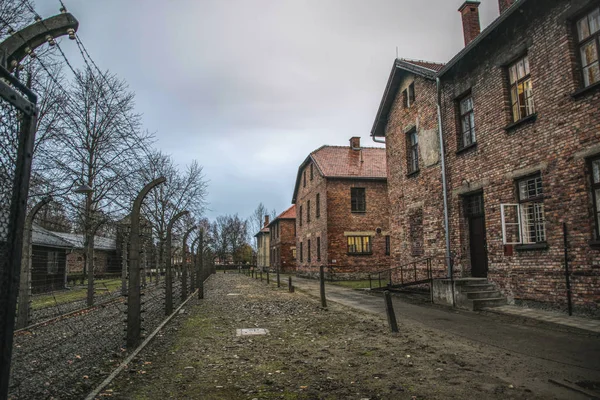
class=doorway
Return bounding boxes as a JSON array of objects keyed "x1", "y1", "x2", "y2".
[{"x1": 464, "y1": 193, "x2": 488, "y2": 278}]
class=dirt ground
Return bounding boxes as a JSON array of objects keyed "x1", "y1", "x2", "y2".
[{"x1": 99, "y1": 273, "x2": 580, "y2": 399}]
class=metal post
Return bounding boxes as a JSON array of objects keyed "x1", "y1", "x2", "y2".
[
  {"x1": 384, "y1": 291, "x2": 399, "y2": 333},
  {"x1": 121, "y1": 235, "x2": 128, "y2": 296},
  {"x1": 319, "y1": 265, "x2": 327, "y2": 308},
  {"x1": 197, "y1": 230, "x2": 204, "y2": 299},
  {"x1": 563, "y1": 223, "x2": 573, "y2": 316},
  {"x1": 288, "y1": 276, "x2": 294, "y2": 293},
  {"x1": 0, "y1": 80, "x2": 37, "y2": 398},
  {"x1": 17, "y1": 197, "x2": 51, "y2": 329},
  {"x1": 127, "y1": 177, "x2": 165, "y2": 349},
  {"x1": 428, "y1": 259, "x2": 434, "y2": 304},
  {"x1": 266, "y1": 269, "x2": 270, "y2": 284},
  {"x1": 85, "y1": 190, "x2": 94, "y2": 307},
  {"x1": 181, "y1": 226, "x2": 195, "y2": 301},
  {"x1": 165, "y1": 210, "x2": 188, "y2": 315}
]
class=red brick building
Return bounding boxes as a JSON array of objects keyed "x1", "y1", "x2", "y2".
[
  {"x1": 292, "y1": 137, "x2": 392, "y2": 279},
  {"x1": 372, "y1": 0, "x2": 600, "y2": 315},
  {"x1": 268, "y1": 205, "x2": 296, "y2": 273}
]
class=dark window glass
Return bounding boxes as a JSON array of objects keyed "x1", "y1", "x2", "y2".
[
  {"x1": 316, "y1": 193, "x2": 321, "y2": 218},
  {"x1": 310, "y1": 163, "x2": 314, "y2": 180},
  {"x1": 347, "y1": 236, "x2": 371, "y2": 254},
  {"x1": 577, "y1": 7, "x2": 600, "y2": 87},
  {"x1": 307, "y1": 239, "x2": 311, "y2": 262},
  {"x1": 307, "y1": 200, "x2": 311, "y2": 223},
  {"x1": 508, "y1": 55, "x2": 535, "y2": 122},
  {"x1": 385, "y1": 235, "x2": 390, "y2": 256},
  {"x1": 408, "y1": 82, "x2": 415, "y2": 105},
  {"x1": 300, "y1": 242, "x2": 303, "y2": 262},
  {"x1": 406, "y1": 130, "x2": 419, "y2": 174},
  {"x1": 317, "y1": 237, "x2": 321, "y2": 261},
  {"x1": 351, "y1": 188, "x2": 366, "y2": 212},
  {"x1": 303, "y1": 170, "x2": 306, "y2": 187},
  {"x1": 590, "y1": 157, "x2": 600, "y2": 239},
  {"x1": 299, "y1": 206, "x2": 303, "y2": 226}
]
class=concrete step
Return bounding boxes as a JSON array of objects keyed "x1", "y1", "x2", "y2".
[
  {"x1": 472, "y1": 297, "x2": 507, "y2": 310},
  {"x1": 460, "y1": 283, "x2": 495, "y2": 292},
  {"x1": 466, "y1": 290, "x2": 501, "y2": 300}
]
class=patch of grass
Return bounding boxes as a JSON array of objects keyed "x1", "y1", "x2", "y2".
[{"x1": 31, "y1": 279, "x2": 121, "y2": 310}]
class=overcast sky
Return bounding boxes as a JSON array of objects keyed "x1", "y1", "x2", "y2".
[{"x1": 37, "y1": 0, "x2": 500, "y2": 226}]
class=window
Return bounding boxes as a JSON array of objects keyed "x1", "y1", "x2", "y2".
[
  {"x1": 406, "y1": 129, "x2": 419, "y2": 174},
  {"x1": 577, "y1": 7, "x2": 600, "y2": 87},
  {"x1": 47, "y1": 252, "x2": 59, "y2": 274},
  {"x1": 458, "y1": 94, "x2": 476, "y2": 149},
  {"x1": 317, "y1": 237, "x2": 321, "y2": 261},
  {"x1": 508, "y1": 55, "x2": 535, "y2": 122},
  {"x1": 300, "y1": 242, "x2": 303, "y2": 262},
  {"x1": 590, "y1": 157, "x2": 600, "y2": 239},
  {"x1": 307, "y1": 200, "x2": 311, "y2": 223},
  {"x1": 316, "y1": 193, "x2": 320, "y2": 218},
  {"x1": 303, "y1": 170, "x2": 306, "y2": 187},
  {"x1": 310, "y1": 163, "x2": 314, "y2": 180},
  {"x1": 351, "y1": 188, "x2": 366, "y2": 212},
  {"x1": 347, "y1": 236, "x2": 372, "y2": 254},
  {"x1": 402, "y1": 89, "x2": 408, "y2": 108},
  {"x1": 307, "y1": 239, "x2": 311, "y2": 262},
  {"x1": 501, "y1": 174, "x2": 546, "y2": 245},
  {"x1": 292, "y1": 247, "x2": 296, "y2": 260},
  {"x1": 408, "y1": 82, "x2": 415, "y2": 105},
  {"x1": 299, "y1": 205, "x2": 303, "y2": 226},
  {"x1": 385, "y1": 235, "x2": 390, "y2": 256}
]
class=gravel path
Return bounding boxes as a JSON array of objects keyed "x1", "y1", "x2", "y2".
[
  {"x1": 9, "y1": 280, "x2": 188, "y2": 400},
  {"x1": 102, "y1": 273, "x2": 564, "y2": 399}
]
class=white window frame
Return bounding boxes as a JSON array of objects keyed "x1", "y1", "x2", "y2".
[{"x1": 501, "y1": 204, "x2": 522, "y2": 245}]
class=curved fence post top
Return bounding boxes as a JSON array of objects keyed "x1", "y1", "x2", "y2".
[
  {"x1": 167, "y1": 210, "x2": 190, "y2": 233},
  {"x1": 26, "y1": 195, "x2": 53, "y2": 224},
  {"x1": 133, "y1": 177, "x2": 166, "y2": 211}
]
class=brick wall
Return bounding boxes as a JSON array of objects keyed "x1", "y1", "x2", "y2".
[
  {"x1": 438, "y1": 0, "x2": 600, "y2": 314},
  {"x1": 66, "y1": 249, "x2": 115, "y2": 275},
  {"x1": 296, "y1": 160, "x2": 329, "y2": 276},
  {"x1": 270, "y1": 218, "x2": 296, "y2": 272},
  {"x1": 384, "y1": 73, "x2": 447, "y2": 275},
  {"x1": 295, "y1": 154, "x2": 392, "y2": 279}
]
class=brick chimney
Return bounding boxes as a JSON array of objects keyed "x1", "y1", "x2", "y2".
[
  {"x1": 264, "y1": 215, "x2": 270, "y2": 227},
  {"x1": 350, "y1": 137, "x2": 361, "y2": 150},
  {"x1": 458, "y1": 1, "x2": 481, "y2": 46},
  {"x1": 498, "y1": 0, "x2": 516, "y2": 14}
]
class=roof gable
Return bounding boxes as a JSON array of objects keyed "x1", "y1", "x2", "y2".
[
  {"x1": 292, "y1": 145, "x2": 386, "y2": 203},
  {"x1": 371, "y1": 58, "x2": 444, "y2": 138}
]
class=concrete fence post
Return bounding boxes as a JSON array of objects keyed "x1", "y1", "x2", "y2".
[
  {"x1": 165, "y1": 210, "x2": 189, "y2": 315},
  {"x1": 384, "y1": 291, "x2": 399, "y2": 333},
  {"x1": 127, "y1": 177, "x2": 166, "y2": 349},
  {"x1": 319, "y1": 265, "x2": 327, "y2": 308}
]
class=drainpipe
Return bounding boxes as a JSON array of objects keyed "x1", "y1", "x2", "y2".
[
  {"x1": 436, "y1": 77, "x2": 452, "y2": 280},
  {"x1": 372, "y1": 135, "x2": 386, "y2": 144}
]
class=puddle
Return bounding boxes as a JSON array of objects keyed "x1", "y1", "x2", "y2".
[{"x1": 236, "y1": 328, "x2": 269, "y2": 336}]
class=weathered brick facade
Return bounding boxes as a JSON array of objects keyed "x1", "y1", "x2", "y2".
[
  {"x1": 268, "y1": 206, "x2": 296, "y2": 273},
  {"x1": 372, "y1": 0, "x2": 600, "y2": 315},
  {"x1": 292, "y1": 140, "x2": 392, "y2": 279}
]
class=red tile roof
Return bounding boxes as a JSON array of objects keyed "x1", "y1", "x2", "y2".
[
  {"x1": 400, "y1": 58, "x2": 446, "y2": 72},
  {"x1": 268, "y1": 205, "x2": 296, "y2": 227},
  {"x1": 311, "y1": 146, "x2": 387, "y2": 179},
  {"x1": 277, "y1": 204, "x2": 296, "y2": 219}
]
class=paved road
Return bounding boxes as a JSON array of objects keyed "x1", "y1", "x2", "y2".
[{"x1": 289, "y1": 276, "x2": 600, "y2": 399}]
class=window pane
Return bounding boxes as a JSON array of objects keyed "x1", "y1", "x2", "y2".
[
  {"x1": 581, "y1": 40, "x2": 599, "y2": 67},
  {"x1": 509, "y1": 65, "x2": 517, "y2": 84},
  {"x1": 590, "y1": 8, "x2": 600, "y2": 35},
  {"x1": 593, "y1": 160, "x2": 600, "y2": 183},
  {"x1": 517, "y1": 59, "x2": 526, "y2": 79},
  {"x1": 519, "y1": 176, "x2": 543, "y2": 200},
  {"x1": 583, "y1": 62, "x2": 600, "y2": 87},
  {"x1": 460, "y1": 96, "x2": 472, "y2": 114},
  {"x1": 524, "y1": 56, "x2": 530, "y2": 75},
  {"x1": 578, "y1": 15, "x2": 591, "y2": 41},
  {"x1": 524, "y1": 79, "x2": 535, "y2": 115}
]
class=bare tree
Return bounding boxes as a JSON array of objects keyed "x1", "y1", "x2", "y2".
[
  {"x1": 0, "y1": 0, "x2": 35, "y2": 39},
  {"x1": 249, "y1": 202, "x2": 268, "y2": 249}
]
